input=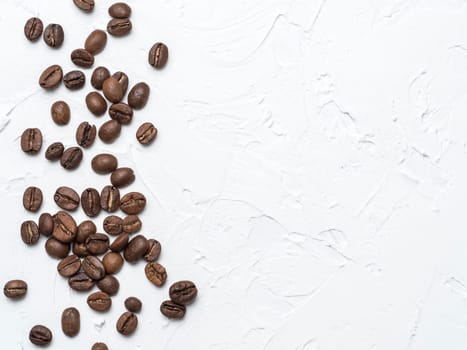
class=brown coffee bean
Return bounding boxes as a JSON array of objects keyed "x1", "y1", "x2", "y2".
[
  {"x1": 144, "y1": 239, "x2": 161, "y2": 262},
  {"x1": 76, "y1": 122, "x2": 97, "y2": 148},
  {"x1": 45, "y1": 142, "x2": 65, "y2": 160},
  {"x1": 103, "y1": 215, "x2": 123, "y2": 235},
  {"x1": 109, "y1": 2, "x2": 132, "y2": 18},
  {"x1": 53, "y1": 211, "x2": 77, "y2": 243},
  {"x1": 81, "y1": 188, "x2": 101, "y2": 217},
  {"x1": 102, "y1": 77, "x2": 124, "y2": 103},
  {"x1": 102, "y1": 252, "x2": 123, "y2": 274},
  {"x1": 39, "y1": 64, "x2": 63, "y2": 89},
  {"x1": 57, "y1": 255, "x2": 81, "y2": 277},
  {"x1": 43, "y1": 23, "x2": 64, "y2": 48},
  {"x1": 98, "y1": 120, "x2": 121, "y2": 143},
  {"x1": 107, "y1": 18, "x2": 132, "y2": 37},
  {"x1": 169, "y1": 281, "x2": 198, "y2": 305},
  {"x1": 61, "y1": 307, "x2": 80, "y2": 337},
  {"x1": 38, "y1": 213, "x2": 54, "y2": 236},
  {"x1": 116, "y1": 312, "x2": 138, "y2": 335},
  {"x1": 96, "y1": 274, "x2": 120, "y2": 295},
  {"x1": 21, "y1": 128, "x2": 42, "y2": 154},
  {"x1": 63, "y1": 70, "x2": 85, "y2": 90},
  {"x1": 71, "y1": 49, "x2": 94, "y2": 68},
  {"x1": 91, "y1": 66, "x2": 111, "y2": 90},
  {"x1": 92, "y1": 154, "x2": 118, "y2": 174},
  {"x1": 92, "y1": 343, "x2": 109, "y2": 350},
  {"x1": 136, "y1": 122, "x2": 157, "y2": 145},
  {"x1": 109, "y1": 103, "x2": 133, "y2": 125},
  {"x1": 45, "y1": 238, "x2": 70, "y2": 259},
  {"x1": 160, "y1": 300, "x2": 186, "y2": 319},
  {"x1": 145, "y1": 262, "x2": 167, "y2": 287},
  {"x1": 21, "y1": 220, "x2": 40, "y2": 245},
  {"x1": 86, "y1": 233, "x2": 109, "y2": 255},
  {"x1": 74, "y1": 0, "x2": 94, "y2": 12},
  {"x1": 24, "y1": 17, "x2": 43, "y2": 41},
  {"x1": 85, "y1": 29, "x2": 107, "y2": 55},
  {"x1": 83, "y1": 256, "x2": 105, "y2": 280},
  {"x1": 69, "y1": 272, "x2": 94, "y2": 292},
  {"x1": 101, "y1": 185, "x2": 120, "y2": 212},
  {"x1": 72, "y1": 242, "x2": 90, "y2": 258},
  {"x1": 29, "y1": 325, "x2": 53, "y2": 346},
  {"x1": 128, "y1": 83, "x2": 150, "y2": 109},
  {"x1": 112, "y1": 71, "x2": 129, "y2": 95},
  {"x1": 87, "y1": 291, "x2": 111, "y2": 312},
  {"x1": 110, "y1": 233, "x2": 129, "y2": 252},
  {"x1": 76, "y1": 220, "x2": 97, "y2": 243},
  {"x1": 120, "y1": 192, "x2": 146, "y2": 215},
  {"x1": 111, "y1": 167, "x2": 135, "y2": 188},
  {"x1": 23, "y1": 186, "x2": 42, "y2": 212},
  {"x1": 54, "y1": 186, "x2": 80, "y2": 211},
  {"x1": 124, "y1": 235, "x2": 148, "y2": 263},
  {"x1": 122, "y1": 215, "x2": 141, "y2": 234},
  {"x1": 61, "y1": 147, "x2": 83, "y2": 170},
  {"x1": 124, "y1": 297, "x2": 142, "y2": 313},
  {"x1": 4, "y1": 280, "x2": 27, "y2": 299},
  {"x1": 149, "y1": 43, "x2": 169, "y2": 69},
  {"x1": 51, "y1": 101, "x2": 70, "y2": 125},
  {"x1": 86, "y1": 92, "x2": 107, "y2": 116}
]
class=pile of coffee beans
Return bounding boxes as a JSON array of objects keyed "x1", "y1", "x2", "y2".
[{"x1": 4, "y1": 2, "x2": 197, "y2": 348}]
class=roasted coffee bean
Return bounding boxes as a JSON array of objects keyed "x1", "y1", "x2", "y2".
[
  {"x1": 87, "y1": 291, "x2": 111, "y2": 312},
  {"x1": 54, "y1": 186, "x2": 80, "y2": 211},
  {"x1": 136, "y1": 122, "x2": 157, "y2": 145},
  {"x1": 76, "y1": 220, "x2": 97, "y2": 243},
  {"x1": 128, "y1": 83, "x2": 150, "y2": 109},
  {"x1": 45, "y1": 238, "x2": 70, "y2": 259},
  {"x1": 3, "y1": 280, "x2": 27, "y2": 299},
  {"x1": 24, "y1": 17, "x2": 43, "y2": 41},
  {"x1": 160, "y1": 300, "x2": 186, "y2": 319},
  {"x1": 72, "y1": 242, "x2": 90, "y2": 257},
  {"x1": 110, "y1": 233, "x2": 129, "y2": 252},
  {"x1": 43, "y1": 23, "x2": 64, "y2": 48},
  {"x1": 169, "y1": 281, "x2": 198, "y2": 305},
  {"x1": 144, "y1": 239, "x2": 161, "y2": 262},
  {"x1": 111, "y1": 167, "x2": 135, "y2": 188},
  {"x1": 109, "y1": 2, "x2": 132, "y2": 18},
  {"x1": 57, "y1": 254, "x2": 81, "y2": 277},
  {"x1": 98, "y1": 120, "x2": 121, "y2": 143},
  {"x1": 120, "y1": 192, "x2": 146, "y2": 215},
  {"x1": 39, "y1": 64, "x2": 63, "y2": 89},
  {"x1": 61, "y1": 147, "x2": 83, "y2": 170},
  {"x1": 124, "y1": 297, "x2": 142, "y2": 313},
  {"x1": 116, "y1": 312, "x2": 137, "y2": 335},
  {"x1": 76, "y1": 122, "x2": 97, "y2": 148},
  {"x1": 101, "y1": 185, "x2": 120, "y2": 212},
  {"x1": 38, "y1": 213, "x2": 54, "y2": 236},
  {"x1": 92, "y1": 154, "x2": 118, "y2": 174},
  {"x1": 23, "y1": 186, "x2": 42, "y2": 212},
  {"x1": 91, "y1": 67, "x2": 111, "y2": 90},
  {"x1": 122, "y1": 215, "x2": 141, "y2": 234},
  {"x1": 61, "y1": 307, "x2": 80, "y2": 337},
  {"x1": 51, "y1": 101, "x2": 70, "y2": 125},
  {"x1": 63, "y1": 70, "x2": 85, "y2": 90},
  {"x1": 103, "y1": 215, "x2": 123, "y2": 235},
  {"x1": 149, "y1": 43, "x2": 168, "y2": 69},
  {"x1": 102, "y1": 252, "x2": 123, "y2": 274},
  {"x1": 21, "y1": 128, "x2": 42, "y2": 154},
  {"x1": 145, "y1": 262, "x2": 167, "y2": 287},
  {"x1": 86, "y1": 92, "x2": 107, "y2": 116},
  {"x1": 112, "y1": 71, "x2": 129, "y2": 95},
  {"x1": 74, "y1": 0, "x2": 94, "y2": 12},
  {"x1": 92, "y1": 343, "x2": 109, "y2": 350},
  {"x1": 102, "y1": 77, "x2": 124, "y2": 103},
  {"x1": 83, "y1": 256, "x2": 105, "y2": 280},
  {"x1": 29, "y1": 325, "x2": 52, "y2": 346},
  {"x1": 124, "y1": 235, "x2": 148, "y2": 263},
  {"x1": 71, "y1": 49, "x2": 94, "y2": 68},
  {"x1": 69, "y1": 272, "x2": 94, "y2": 291},
  {"x1": 45, "y1": 142, "x2": 65, "y2": 160},
  {"x1": 21, "y1": 220, "x2": 40, "y2": 245},
  {"x1": 85, "y1": 29, "x2": 107, "y2": 55},
  {"x1": 107, "y1": 18, "x2": 132, "y2": 37},
  {"x1": 81, "y1": 188, "x2": 101, "y2": 217},
  {"x1": 109, "y1": 103, "x2": 133, "y2": 125},
  {"x1": 96, "y1": 274, "x2": 120, "y2": 295},
  {"x1": 53, "y1": 211, "x2": 77, "y2": 243},
  {"x1": 86, "y1": 233, "x2": 109, "y2": 255}
]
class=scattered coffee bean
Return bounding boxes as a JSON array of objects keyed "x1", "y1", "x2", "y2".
[
  {"x1": 169, "y1": 281, "x2": 198, "y2": 305},
  {"x1": 81, "y1": 188, "x2": 101, "y2": 217},
  {"x1": 124, "y1": 235, "x2": 148, "y2": 263},
  {"x1": 69, "y1": 272, "x2": 94, "y2": 292},
  {"x1": 38, "y1": 213, "x2": 54, "y2": 236},
  {"x1": 144, "y1": 239, "x2": 161, "y2": 262},
  {"x1": 86, "y1": 92, "x2": 107, "y2": 116},
  {"x1": 54, "y1": 186, "x2": 80, "y2": 211},
  {"x1": 21, "y1": 128, "x2": 42, "y2": 154},
  {"x1": 107, "y1": 18, "x2": 132, "y2": 37},
  {"x1": 160, "y1": 300, "x2": 186, "y2": 319},
  {"x1": 91, "y1": 66, "x2": 111, "y2": 90},
  {"x1": 101, "y1": 185, "x2": 120, "y2": 212},
  {"x1": 74, "y1": 0, "x2": 94, "y2": 11},
  {"x1": 43, "y1": 23, "x2": 64, "y2": 48},
  {"x1": 61, "y1": 307, "x2": 80, "y2": 337},
  {"x1": 109, "y1": 2, "x2": 132, "y2": 18},
  {"x1": 122, "y1": 215, "x2": 141, "y2": 234},
  {"x1": 110, "y1": 233, "x2": 129, "y2": 252},
  {"x1": 149, "y1": 42, "x2": 168, "y2": 69},
  {"x1": 109, "y1": 103, "x2": 133, "y2": 124},
  {"x1": 57, "y1": 254, "x2": 81, "y2": 277},
  {"x1": 53, "y1": 211, "x2": 77, "y2": 243},
  {"x1": 45, "y1": 142, "x2": 65, "y2": 160},
  {"x1": 21, "y1": 220, "x2": 40, "y2": 245},
  {"x1": 112, "y1": 71, "x2": 129, "y2": 95},
  {"x1": 3, "y1": 280, "x2": 27, "y2": 299},
  {"x1": 87, "y1": 291, "x2": 111, "y2": 312},
  {"x1": 120, "y1": 192, "x2": 146, "y2": 215},
  {"x1": 45, "y1": 238, "x2": 70, "y2": 259},
  {"x1": 136, "y1": 122, "x2": 157, "y2": 145},
  {"x1": 23, "y1": 186, "x2": 42, "y2": 212},
  {"x1": 92, "y1": 154, "x2": 118, "y2": 174},
  {"x1": 128, "y1": 82, "x2": 150, "y2": 109},
  {"x1": 102, "y1": 252, "x2": 123, "y2": 274},
  {"x1": 124, "y1": 297, "x2": 142, "y2": 313},
  {"x1": 51, "y1": 101, "x2": 70, "y2": 125},
  {"x1": 145, "y1": 262, "x2": 167, "y2": 287},
  {"x1": 76, "y1": 121, "x2": 97, "y2": 148},
  {"x1": 76, "y1": 220, "x2": 97, "y2": 243},
  {"x1": 71, "y1": 48, "x2": 94, "y2": 68},
  {"x1": 29, "y1": 325, "x2": 52, "y2": 346},
  {"x1": 60, "y1": 147, "x2": 83, "y2": 170},
  {"x1": 116, "y1": 311, "x2": 138, "y2": 335},
  {"x1": 92, "y1": 342, "x2": 109, "y2": 350},
  {"x1": 102, "y1": 77, "x2": 124, "y2": 103},
  {"x1": 98, "y1": 120, "x2": 121, "y2": 143},
  {"x1": 86, "y1": 233, "x2": 109, "y2": 255},
  {"x1": 96, "y1": 274, "x2": 120, "y2": 295},
  {"x1": 103, "y1": 215, "x2": 123, "y2": 235},
  {"x1": 63, "y1": 70, "x2": 85, "y2": 90},
  {"x1": 73, "y1": 242, "x2": 90, "y2": 258},
  {"x1": 111, "y1": 167, "x2": 135, "y2": 188},
  {"x1": 39, "y1": 64, "x2": 63, "y2": 89},
  {"x1": 85, "y1": 29, "x2": 107, "y2": 55},
  {"x1": 83, "y1": 255, "x2": 106, "y2": 280},
  {"x1": 24, "y1": 17, "x2": 43, "y2": 41}
]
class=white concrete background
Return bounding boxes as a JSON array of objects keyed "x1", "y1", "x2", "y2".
[{"x1": 0, "y1": 0, "x2": 466, "y2": 349}]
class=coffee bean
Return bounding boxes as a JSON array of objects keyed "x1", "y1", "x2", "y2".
[
  {"x1": 23, "y1": 186, "x2": 42, "y2": 212},
  {"x1": 109, "y1": 103, "x2": 133, "y2": 125},
  {"x1": 145, "y1": 262, "x2": 167, "y2": 287},
  {"x1": 86, "y1": 92, "x2": 107, "y2": 116},
  {"x1": 86, "y1": 233, "x2": 109, "y2": 255},
  {"x1": 24, "y1": 17, "x2": 43, "y2": 41},
  {"x1": 63, "y1": 70, "x2": 85, "y2": 90},
  {"x1": 45, "y1": 142, "x2": 65, "y2": 160},
  {"x1": 91, "y1": 67, "x2": 111, "y2": 90},
  {"x1": 21, "y1": 128, "x2": 42, "y2": 154},
  {"x1": 169, "y1": 281, "x2": 198, "y2": 305},
  {"x1": 109, "y1": 2, "x2": 132, "y2": 18},
  {"x1": 102, "y1": 77, "x2": 124, "y2": 103},
  {"x1": 92, "y1": 154, "x2": 118, "y2": 174},
  {"x1": 69, "y1": 272, "x2": 94, "y2": 292},
  {"x1": 120, "y1": 192, "x2": 146, "y2": 215},
  {"x1": 103, "y1": 215, "x2": 123, "y2": 235},
  {"x1": 71, "y1": 49, "x2": 94, "y2": 68},
  {"x1": 124, "y1": 235, "x2": 148, "y2": 263},
  {"x1": 57, "y1": 254, "x2": 81, "y2": 277},
  {"x1": 160, "y1": 300, "x2": 186, "y2": 319},
  {"x1": 61, "y1": 147, "x2": 83, "y2": 170},
  {"x1": 101, "y1": 185, "x2": 120, "y2": 212},
  {"x1": 136, "y1": 122, "x2": 157, "y2": 145},
  {"x1": 128, "y1": 83, "x2": 150, "y2": 109},
  {"x1": 3, "y1": 280, "x2": 27, "y2": 299},
  {"x1": 51, "y1": 101, "x2": 70, "y2": 125},
  {"x1": 76, "y1": 220, "x2": 97, "y2": 243},
  {"x1": 144, "y1": 239, "x2": 161, "y2": 262},
  {"x1": 111, "y1": 167, "x2": 135, "y2": 188},
  {"x1": 81, "y1": 188, "x2": 101, "y2": 217},
  {"x1": 112, "y1": 71, "x2": 129, "y2": 95},
  {"x1": 53, "y1": 211, "x2": 77, "y2": 243},
  {"x1": 83, "y1": 255, "x2": 105, "y2": 280},
  {"x1": 45, "y1": 238, "x2": 70, "y2": 259},
  {"x1": 43, "y1": 23, "x2": 64, "y2": 48},
  {"x1": 85, "y1": 29, "x2": 107, "y2": 55},
  {"x1": 102, "y1": 252, "x2": 123, "y2": 274},
  {"x1": 149, "y1": 43, "x2": 168, "y2": 69},
  {"x1": 92, "y1": 343, "x2": 109, "y2": 350},
  {"x1": 98, "y1": 120, "x2": 121, "y2": 143},
  {"x1": 61, "y1": 307, "x2": 80, "y2": 337},
  {"x1": 38, "y1": 213, "x2": 54, "y2": 236},
  {"x1": 39, "y1": 64, "x2": 63, "y2": 89},
  {"x1": 96, "y1": 274, "x2": 120, "y2": 295},
  {"x1": 116, "y1": 312, "x2": 138, "y2": 335},
  {"x1": 21, "y1": 220, "x2": 40, "y2": 245},
  {"x1": 110, "y1": 233, "x2": 129, "y2": 252},
  {"x1": 54, "y1": 186, "x2": 80, "y2": 211},
  {"x1": 107, "y1": 18, "x2": 132, "y2": 37},
  {"x1": 76, "y1": 122, "x2": 97, "y2": 148},
  {"x1": 87, "y1": 291, "x2": 111, "y2": 312},
  {"x1": 122, "y1": 215, "x2": 141, "y2": 234},
  {"x1": 124, "y1": 297, "x2": 142, "y2": 313},
  {"x1": 74, "y1": 0, "x2": 94, "y2": 11},
  {"x1": 73, "y1": 242, "x2": 90, "y2": 257},
  {"x1": 29, "y1": 325, "x2": 52, "y2": 346}
]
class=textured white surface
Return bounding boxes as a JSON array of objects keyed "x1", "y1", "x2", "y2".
[{"x1": 1, "y1": 0, "x2": 467, "y2": 349}]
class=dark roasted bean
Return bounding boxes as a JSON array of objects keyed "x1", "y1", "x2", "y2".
[
  {"x1": 45, "y1": 142, "x2": 65, "y2": 160},
  {"x1": 24, "y1": 17, "x2": 43, "y2": 41},
  {"x1": 21, "y1": 128, "x2": 42, "y2": 154}
]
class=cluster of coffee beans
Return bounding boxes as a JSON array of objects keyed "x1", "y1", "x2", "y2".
[{"x1": 4, "y1": 2, "x2": 197, "y2": 348}]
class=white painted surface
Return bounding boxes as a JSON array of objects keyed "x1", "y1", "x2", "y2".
[{"x1": 1, "y1": 0, "x2": 467, "y2": 349}]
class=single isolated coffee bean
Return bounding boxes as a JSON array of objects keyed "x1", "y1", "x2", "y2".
[
  {"x1": 63, "y1": 70, "x2": 85, "y2": 90},
  {"x1": 83, "y1": 256, "x2": 105, "y2": 280},
  {"x1": 86, "y1": 92, "x2": 107, "y2": 116},
  {"x1": 74, "y1": 0, "x2": 95, "y2": 12},
  {"x1": 128, "y1": 83, "x2": 150, "y2": 109},
  {"x1": 4, "y1": 280, "x2": 27, "y2": 299},
  {"x1": 69, "y1": 272, "x2": 94, "y2": 292},
  {"x1": 101, "y1": 185, "x2": 120, "y2": 212},
  {"x1": 145, "y1": 262, "x2": 167, "y2": 287},
  {"x1": 98, "y1": 120, "x2": 121, "y2": 143},
  {"x1": 86, "y1": 233, "x2": 109, "y2": 255},
  {"x1": 73, "y1": 242, "x2": 90, "y2": 257},
  {"x1": 76, "y1": 220, "x2": 97, "y2": 243},
  {"x1": 76, "y1": 122, "x2": 97, "y2": 148},
  {"x1": 23, "y1": 186, "x2": 43, "y2": 212},
  {"x1": 54, "y1": 186, "x2": 80, "y2": 211},
  {"x1": 45, "y1": 142, "x2": 65, "y2": 160},
  {"x1": 111, "y1": 167, "x2": 135, "y2": 188},
  {"x1": 45, "y1": 238, "x2": 70, "y2": 259},
  {"x1": 120, "y1": 192, "x2": 146, "y2": 215},
  {"x1": 109, "y1": 2, "x2": 132, "y2": 18},
  {"x1": 107, "y1": 18, "x2": 132, "y2": 37},
  {"x1": 29, "y1": 325, "x2": 53, "y2": 346},
  {"x1": 122, "y1": 215, "x2": 141, "y2": 234},
  {"x1": 109, "y1": 103, "x2": 133, "y2": 124},
  {"x1": 144, "y1": 239, "x2": 161, "y2": 262},
  {"x1": 169, "y1": 281, "x2": 198, "y2": 305},
  {"x1": 112, "y1": 71, "x2": 129, "y2": 95},
  {"x1": 103, "y1": 215, "x2": 123, "y2": 235},
  {"x1": 124, "y1": 235, "x2": 148, "y2": 263},
  {"x1": 92, "y1": 154, "x2": 118, "y2": 174},
  {"x1": 91, "y1": 66, "x2": 110, "y2": 90},
  {"x1": 71, "y1": 49, "x2": 94, "y2": 68},
  {"x1": 61, "y1": 307, "x2": 80, "y2": 337},
  {"x1": 24, "y1": 17, "x2": 43, "y2": 41},
  {"x1": 110, "y1": 233, "x2": 129, "y2": 252},
  {"x1": 92, "y1": 343, "x2": 109, "y2": 350},
  {"x1": 116, "y1": 312, "x2": 138, "y2": 336},
  {"x1": 102, "y1": 252, "x2": 123, "y2": 274},
  {"x1": 53, "y1": 211, "x2": 77, "y2": 243},
  {"x1": 96, "y1": 274, "x2": 120, "y2": 295},
  {"x1": 43, "y1": 23, "x2": 64, "y2": 48},
  {"x1": 85, "y1": 29, "x2": 107, "y2": 55},
  {"x1": 21, "y1": 220, "x2": 40, "y2": 245},
  {"x1": 102, "y1": 77, "x2": 124, "y2": 103},
  {"x1": 21, "y1": 128, "x2": 42, "y2": 154},
  {"x1": 124, "y1": 297, "x2": 142, "y2": 313},
  {"x1": 136, "y1": 122, "x2": 157, "y2": 145},
  {"x1": 81, "y1": 188, "x2": 101, "y2": 217},
  {"x1": 160, "y1": 300, "x2": 186, "y2": 319},
  {"x1": 51, "y1": 101, "x2": 70, "y2": 125},
  {"x1": 87, "y1": 291, "x2": 111, "y2": 312},
  {"x1": 61, "y1": 147, "x2": 83, "y2": 170},
  {"x1": 39, "y1": 64, "x2": 63, "y2": 89},
  {"x1": 57, "y1": 254, "x2": 81, "y2": 277},
  {"x1": 38, "y1": 213, "x2": 54, "y2": 236},
  {"x1": 149, "y1": 43, "x2": 169, "y2": 69}
]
